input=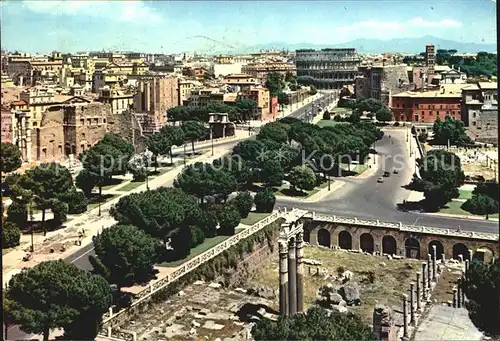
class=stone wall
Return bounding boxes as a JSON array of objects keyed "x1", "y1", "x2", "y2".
[
  {"x1": 106, "y1": 110, "x2": 147, "y2": 153},
  {"x1": 305, "y1": 220, "x2": 498, "y2": 261}
]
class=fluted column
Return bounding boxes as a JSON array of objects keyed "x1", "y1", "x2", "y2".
[
  {"x1": 279, "y1": 241, "x2": 288, "y2": 316},
  {"x1": 427, "y1": 254, "x2": 432, "y2": 287},
  {"x1": 296, "y1": 232, "x2": 304, "y2": 313},
  {"x1": 288, "y1": 238, "x2": 297, "y2": 315},
  {"x1": 422, "y1": 262, "x2": 428, "y2": 300}
]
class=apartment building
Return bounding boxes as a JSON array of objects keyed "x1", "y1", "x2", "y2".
[
  {"x1": 1, "y1": 105, "x2": 13, "y2": 143},
  {"x1": 238, "y1": 86, "x2": 271, "y2": 120},
  {"x1": 98, "y1": 85, "x2": 135, "y2": 115},
  {"x1": 391, "y1": 84, "x2": 469, "y2": 123},
  {"x1": 178, "y1": 79, "x2": 203, "y2": 106},
  {"x1": 461, "y1": 82, "x2": 498, "y2": 143},
  {"x1": 241, "y1": 61, "x2": 296, "y2": 85},
  {"x1": 92, "y1": 61, "x2": 149, "y2": 92},
  {"x1": 223, "y1": 74, "x2": 259, "y2": 92},
  {"x1": 295, "y1": 48, "x2": 361, "y2": 89}
]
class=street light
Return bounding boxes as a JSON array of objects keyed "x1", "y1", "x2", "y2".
[
  {"x1": 183, "y1": 143, "x2": 187, "y2": 166},
  {"x1": 211, "y1": 126, "x2": 214, "y2": 156}
]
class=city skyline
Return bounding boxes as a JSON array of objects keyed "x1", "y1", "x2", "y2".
[{"x1": 1, "y1": 0, "x2": 497, "y2": 53}]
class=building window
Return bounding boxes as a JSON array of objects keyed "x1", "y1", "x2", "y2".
[
  {"x1": 472, "y1": 112, "x2": 476, "y2": 118},
  {"x1": 88, "y1": 119, "x2": 92, "y2": 125},
  {"x1": 440, "y1": 105, "x2": 443, "y2": 109},
  {"x1": 80, "y1": 119, "x2": 85, "y2": 125},
  {"x1": 82, "y1": 133, "x2": 85, "y2": 139},
  {"x1": 94, "y1": 118, "x2": 99, "y2": 125},
  {"x1": 472, "y1": 121, "x2": 476, "y2": 126}
]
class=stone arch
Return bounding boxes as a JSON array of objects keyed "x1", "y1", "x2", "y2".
[
  {"x1": 473, "y1": 246, "x2": 495, "y2": 264},
  {"x1": 303, "y1": 228, "x2": 311, "y2": 243},
  {"x1": 338, "y1": 230, "x2": 352, "y2": 250},
  {"x1": 382, "y1": 235, "x2": 397, "y2": 255},
  {"x1": 405, "y1": 237, "x2": 420, "y2": 259},
  {"x1": 452, "y1": 243, "x2": 469, "y2": 260},
  {"x1": 428, "y1": 240, "x2": 444, "y2": 261},
  {"x1": 360, "y1": 233, "x2": 374, "y2": 253},
  {"x1": 317, "y1": 228, "x2": 331, "y2": 248}
]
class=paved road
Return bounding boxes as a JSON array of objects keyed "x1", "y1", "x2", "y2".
[{"x1": 276, "y1": 129, "x2": 499, "y2": 234}]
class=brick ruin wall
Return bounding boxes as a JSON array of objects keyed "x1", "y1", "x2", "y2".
[
  {"x1": 106, "y1": 110, "x2": 147, "y2": 153},
  {"x1": 381, "y1": 65, "x2": 412, "y2": 107}
]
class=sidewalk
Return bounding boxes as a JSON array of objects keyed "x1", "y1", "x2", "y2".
[
  {"x1": 424, "y1": 211, "x2": 499, "y2": 222},
  {"x1": 2, "y1": 146, "x2": 234, "y2": 287}
]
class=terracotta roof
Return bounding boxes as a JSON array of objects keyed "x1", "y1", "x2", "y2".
[{"x1": 11, "y1": 100, "x2": 27, "y2": 106}]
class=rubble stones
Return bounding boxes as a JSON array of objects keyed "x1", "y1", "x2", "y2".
[
  {"x1": 339, "y1": 281, "x2": 361, "y2": 305},
  {"x1": 209, "y1": 282, "x2": 222, "y2": 289},
  {"x1": 246, "y1": 285, "x2": 276, "y2": 299}
]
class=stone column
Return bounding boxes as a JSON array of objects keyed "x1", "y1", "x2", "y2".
[
  {"x1": 422, "y1": 262, "x2": 428, "y2": 300},
  {"x1": 468, "y1": 249, "x2": 473, "y2": 262},
  {"x1": 288, "y1": 238, "x2": 297, "y2": 315},
  {"x1": 416, "y1": 272, "x2": 421, "y2": 311},
  {"x1": 432, "y1": 245, "x2": 437, "y2": 281},
  {"x1": 402, "y1": 294, "x2": 409, "y2": 341},
  {"x1": 410, "y1": 282, "x2": 416, "y2": 325},
  {"x1": 465, "y1": 259, "x2": 470, "y2": 274},
  {"x1": 278, "y1": 241, "x2": 288, "y2": 316},
  {"x1": 427, "y1": 254, "x2": 432, "y2": 287},
  {"x1": 452, "y1": 287, "x2": 457, "y2": 308},
  {"x1": 461, "y1": 274, "x2": 466, "y2": 303},
  {"x1": 458, "y1": 254, "x2": 463, "y2": 263},
  {"x1": 457, "y1": 285, "x2": 462, "y2": 308},
  {"x1": 296, "y1": 232, "x2": 304, "y2": 313},
  {"x1": 441, "y1": 253, "x2": 446, "y2": 264}
]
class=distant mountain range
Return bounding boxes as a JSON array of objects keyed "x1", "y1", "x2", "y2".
[{"x1": 224, "y1": 35, "x2": 497, "y2": 55}]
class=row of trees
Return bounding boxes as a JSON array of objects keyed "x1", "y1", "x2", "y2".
[
  {"x1": 1, "y1": 142, "x2": 22, "y2": 173},
  {"x1": 166, "y1": 100, "x2": 258, "y2": 124}
]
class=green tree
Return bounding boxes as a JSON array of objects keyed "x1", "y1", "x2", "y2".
[
  {"x1": 1, "y1": 142, "x2": 22, "y2": 173},
  {"x1": 100, "y1": 133, "x2": 134, "y2": 164},
  {"x1": 257, "y1": 122, "x2": 289, "y2": 144},
  {"x1": 375, "y1": 106, "x2": 393, "y2": 122},
  {"x1": 432, "y1": 115, "x2": 473, "y2": 146},
  {"x1": 60, "y1": 189, "x2": 89, "y2": 214},
  {"x1": 146, "y1": 132, "x2": 171, "y2": 171},
  {"x1": 2, "y1": 221, "x2": 21, "y2": 249},
  {"x1": 462, "y1": 259, "x2": 500, "y2": 334},
  {"x1": 322, "y1": 110, "x2": 331, "y2": 120},
  {"x1": 231, "y1": 191, "x2": 254, "y2": 218},
  {"x1": 160, "y1": 125, "x2": 185, "y2": 164},
  {"x1": 217, "y1": 204, "x2": 241, "y2": 235},
  {"x1": 236, "y1": 98, "x2": 257, "y2": 122},
  {"x1": 25, "y1": 163, "x2": 74, "y2": 235},
  {"x1": 472, "y1": 182, "x2": 499, "y2": 202},
  {"x1": 90, "y1": 224, "x2": 156, "y2": 288},
  {"x1": 232, "y1": 140, "x2": 265, "y2": 164},
  {"x1": 5, "y1": 260, "x2": 112, "y2": 341},
  {"x1": 277, "y1": 92, "x2": 290, "y2": 111},
  {"x1": 289, "y1": 165, "x2": 316, "y2": 192},
  {"x1": 75, "y1": 168, "x2": 98, "y2": 198},
  {"x1": 252, "y1": 306, "x2": 376, "y2": 340},
  {"x1": 461, "y1": 194, "x2": 499, "y2": 219},
  {"x1": 110, "y1": 187, "x2": 202, "y2": 249},
  {"x1": 197, "y1": 210, "x2": 218, "y2": 238},
  {"x1": 167, "y1": 106, "x2": 191, "y2": 123},
  {"x1": 356, "y1": 98, "x2": 384, "y2": 114},
  {"x1": 6, "y1": 200, "x2": 28, "y2": 228},
  {"x1": 182, "y1": 120, "x2": 206, "y2": 154},
  {"x1": 261, "y1": 159, "x2": 285, "y2": 187},
  {"x1": 254, "y1": 188, "x2": 276, "y2": 213},
  {"x1": 266, "y1": 72, "x2": 285, "y2": 97}
]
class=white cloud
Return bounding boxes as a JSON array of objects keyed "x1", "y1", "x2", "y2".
[
  {"x1": 408, "y1": 17, "x2": 462, "y2": 28},
  {"x1": 22, "y1": 0, "x2": 162, "y2": 24}
]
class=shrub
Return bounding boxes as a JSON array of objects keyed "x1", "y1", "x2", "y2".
[
  {"x1": 6, "y1": 201, "x2": 27, "y2": 228},
  {"x1": 2, "y1": 221, "x2": 21, "y2": 248},
  {"x1": 217, "y1": 204, "x2": 241, "y2": 236},
  {"x1": 231, "y1": 191, "x2": 253, "y2": 218},
  {"x1": 61, "y1": 190, "x2": 89, "y2": 214},
  {"x1": 333, "y1": 115, "x2": 343, "y2": 122},
  {"x1": 198, "y1": 211, "x2": 218, "y2": 238},
  {"x1": 254, "y1": 188, "x2": 276, "y2": 213},
  {"x1": 322, "y1": 111, "x2": 331, "y2": 120},
  {"x1": 190, "y1": 226, "x2": 205, "y2": 248}
]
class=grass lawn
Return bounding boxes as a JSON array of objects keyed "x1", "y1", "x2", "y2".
[
  {"x1": 440, "y1": 200, "x2": 499, "y2": 218},
  {"x1": 458, "y1": 189, "x2": 473, "y2": 200},
  {"x1": 316, "y1": 120, "x2": 349, "y2": 128},
  {"x1": 117, "y1": 181, "x2": 146, "y2": 192},
  {"x1": 331, "y1": 107, "x2": 350, "y2": 114},
  {"x1": 339, "y1": 163, "x2": 368, "y2": 175},
  {"x1": 158, "y1": 235, "x2": 231, "y2": 268},
  {"x1": 240, "y1": 212, "x2": 271, "y2": 226},
  {"x1": 249, "y1": 247, "x2": 422, "y2": 323}
]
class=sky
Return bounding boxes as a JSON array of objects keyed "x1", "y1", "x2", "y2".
[{"x1": 0, "y1": 0, "x2": 497, "y2": 53}]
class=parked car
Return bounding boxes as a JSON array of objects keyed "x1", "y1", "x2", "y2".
[
  {"x1": 393, "y1": 169, "x2": 399, "y2": 174},
  {"x1": 377, "y1": 177, "x2": 384, "y2": 183},
  {"x1": 383, "y1": 171, "x2": 390, "y2": 177}
]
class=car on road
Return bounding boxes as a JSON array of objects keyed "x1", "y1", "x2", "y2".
[
  {"x1": 377, "y1": 177, "x2": 384, "y2": 183},
  {"x1": 393, "y1": 169, "x2": 399, "y2": 174},
  {"x1": 383, "y1": 171, "x2": 390, "y2": 177}
]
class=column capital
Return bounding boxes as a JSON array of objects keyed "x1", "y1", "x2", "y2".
[
  {"x1": 279, "y1": 240, "x2": 288, "y2": 254},
  {"x1": 296, "y1": 231, "x2": 304, "y2": 244}
]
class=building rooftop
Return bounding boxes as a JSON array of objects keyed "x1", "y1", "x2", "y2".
[
  {"x1": 478, "y1": 82, "x2": 497, "y2": 90},
  {"x1": 393, "y1": 84, "x2": 470, "y2": 98}
]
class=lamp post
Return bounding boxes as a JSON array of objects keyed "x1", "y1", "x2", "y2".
[
  {"x1": 29, "y1": 201, "x2": 34, "y2": 252},
  {"x1": 183, "y1": 143, "x2": 186, "y2": 166},
  {"x1": 144, "y1": 150, "x2": 152, "y2": 191}
]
